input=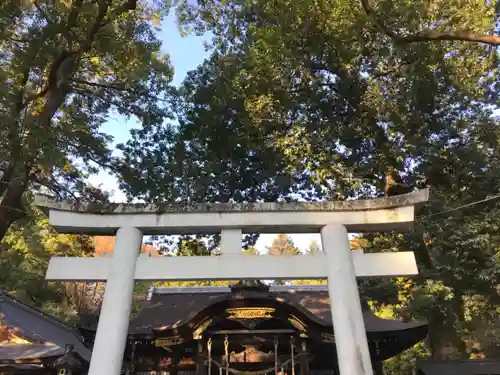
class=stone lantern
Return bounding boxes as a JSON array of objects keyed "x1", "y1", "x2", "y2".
[{"x1": 53, "y1": 345, "x2": 83, "y2": 375}]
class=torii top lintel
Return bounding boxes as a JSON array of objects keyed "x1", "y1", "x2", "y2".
[{"x1": 34, "y1": 189, "x2": 429, "y2": 235}]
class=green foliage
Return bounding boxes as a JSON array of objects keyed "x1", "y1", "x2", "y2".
[
  {"x1": 368, "y1": 303, "x2": 430, "y2": 374},
  {"x1": 383, "y1": 341, "x2": 430, "y2": 375},
  {"x1": 0, "y1": 209, "x2": 97, "y2": 323},
  {"x1": 290, "y1": 239, "x2": 326, "y2": 285},
  {"x1": 0, "y1": 0, "x2": 174, "y2": 241},
  {"x1": 152, "y1": 236, "x2": 241, "y2": 288},
  {"x1": 131, "y1": 282, "x2": 153, "y2": 318},
  {"x1": 120, "y1": 0, "x2": 500, "y2": 200},
  {"x1": 173, "y1": 236, "x2": 212, "y2": 256}
]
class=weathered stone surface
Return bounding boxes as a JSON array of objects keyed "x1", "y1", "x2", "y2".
[{"x1": 34, "y1": 189, "x2": 429, "y2": 214}]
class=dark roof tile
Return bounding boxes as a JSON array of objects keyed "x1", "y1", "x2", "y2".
[
  {"x1": 0, "y1": 344, "x2": 64, "y2": 360},
  {"x1": 129, "y1": 285, "x2": 426, "y2": 335},
  {"x1": 0, "y1": 292, "x2": 91, "y2": 361}
]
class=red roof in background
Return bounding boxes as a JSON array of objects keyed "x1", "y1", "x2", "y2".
[{"x1": 92, "y1": 236, "x2": 159, "y2": 256}]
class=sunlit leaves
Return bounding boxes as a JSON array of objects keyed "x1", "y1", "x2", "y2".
[
  {"x1": 0, "y1": 209, "x2": 96, "y2": 321},
  {"x1": 0, "y1": 0, "x2": 174, "y2": 239}
]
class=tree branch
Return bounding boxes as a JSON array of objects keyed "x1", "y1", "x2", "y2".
[
  {"x1": 23, "y1": 86, "x2": 50, "y2": 107},
  {"x1": 82, "y1": 0, "x2": 111, "y2": 52},
  {"x1": 400, "y1": 31, "x2": 500, "y2": 46},
  {"x1": 361, "y1": 0, "x2": 500, "y2": 46},
  {"x1": 369, "y1": 59, "x2": 418, "y2": 82},
  {"x1": 64, "y1": 0, "x2": 84, "y2": 49},
  {"x1": 1, "y1": 68, "x2": 29, "y2": 197},
  {"x1": 33, "y1": 1, "x2": 56, "y2": 26},
  {"x1": 62, "y1": 139, "x2": 118, "y2": 173},
  {"x1": 24, "y1": 0, "x2": 139, "y2": 124},
  {"x1": 110, "y1": 0, "x2": 138, "y2": 18},
  {"x1": 72, "y1": 79, "x2": 127, "y2": 91},
  {"x1": 0, "y1": 165, "x2": 15, "y2": 198},
  {"x1": 73, "y1": 87, "x2": 146, "y2": 119},
  {"x1": 32, "y1": 174, "x2": 79, "y2": 201},
  {"x1": 72, "y1": 79, "x2": 168, "y2": 102},
  {"x1": 33, "y1": 0, "x2": 79, "y2": 53},
  {"x1": 82, "y1": 0, "x2": 138, "y2": 52},
  {"x1": 21, "y1": 50, "x2": 78, "y2": 114}
]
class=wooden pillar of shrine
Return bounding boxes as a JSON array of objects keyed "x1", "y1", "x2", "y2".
[
  {"x1": 129, "y1": 341, "x2": 137, "y2": 375},
  {"x1": 372, "y1": 361, "x2": 384, "y2": 375},
  {"x1": 299, "y1": 341, "x2": 310, "y2": 375},
  {"x1": 155, "y1": 352, "x2": 161, "y2": 375},
  {"x1": 171, "y1": 356, "x2": 180, "y2": 375},
  {"x1": 196, "y1": 339, "x2": 207, "y2": 375}
]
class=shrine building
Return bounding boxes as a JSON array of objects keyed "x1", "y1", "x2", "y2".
[
  {"x1": 80, "y1": 281, "x2": 428, "y2": 375},
  {"x1": 3, "y1": 282, "x2": 500, "y2": 375}
]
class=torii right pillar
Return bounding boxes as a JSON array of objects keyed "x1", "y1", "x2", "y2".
[{"x1": 321, "y1": 224, "x2": 373, "y2": 375}]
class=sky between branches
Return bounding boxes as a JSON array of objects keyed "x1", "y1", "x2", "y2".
[{"x1": 88, "y1": 11, "x2": 322, "y2": 252}]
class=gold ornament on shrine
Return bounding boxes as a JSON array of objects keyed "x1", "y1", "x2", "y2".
[
  {"x1": 226, "y1": 307, "x2": 275, "y2": 319},
  {"x1": 155, "y1": 336, "x2": 185, "y2": 348},
  {"x1": 288, "y1": 315, "x2": 307, "y2": 332},
  {"x1": 193, "y1": 318, "x2": 213, "y2": 338},
  {"x1": 321, "y1": 333, "x2": 335, "y2": 343}
]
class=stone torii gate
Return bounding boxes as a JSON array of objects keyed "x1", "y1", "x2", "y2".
[{"x1": 36, "y1": 189, "x2": 429, "y2": 375}]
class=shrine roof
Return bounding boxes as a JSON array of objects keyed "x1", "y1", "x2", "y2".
[
  {"x1": 35, "y1": 189, "x2": 429, "y2": 214},
  {"x1": 0, "y1": 292, "x2": 91, "y2": 362},
  {"x1": 0, "y1": 344, "x2": 64, "y2": 361},
  {"x1": 128, "y1": 284, "x2": 426, "y2": 336}
]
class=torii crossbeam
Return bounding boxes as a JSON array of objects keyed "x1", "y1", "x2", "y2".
[
  {"x1": 46, "y1": 251, "x2": 419, "y2": 281},
  {"x1": 36, "y1": 189, "x2": 429, "y2": 375}
]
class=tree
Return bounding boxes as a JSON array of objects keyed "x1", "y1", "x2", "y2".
[
  {"x1": 265, "y1": 234, "x2": 299, "y2": 285},
  {"x1": 242, "y1": 246, "x2": 258, "y2": 255},
  {"x1": 153, "y1": 236, "x2": 232, "y2": 288},
  {"x1": 307, "y1": 240, "x2": 321, "y2": 255},
  {"x1": 122, "y1": 1, "x2": 499, "y2": 201},
  {"x1": 0, "y1": 209, "x2": 99, "y2": 323},
  {"x1": 0, "y1": 0, "x2": 173, "y2": 242},
  {"x1": 118, "y1": 0, "x2": 500, "y2": 365},
  {"x1": 290, "y1": 238, "x2": 375, "y2": 285},
  {"x1": 289, "y1": 240, "x2": 325, "y2": 285},
  {"x1": 266, "y1": 234, "x2": 299, "y2": 256}
]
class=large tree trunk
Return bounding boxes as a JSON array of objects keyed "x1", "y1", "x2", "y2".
[
  {"x1": 0, "y1": 55, "x2": 78, "y2": 242},
  {"x1": 0, "y1": 167, "x2": 30, "y2": 241},
  {"x1": 0, "y1": 85, "x2": 70, "y2": 242},
  {"x1": 427, "y1": 309, "x2": 467, "y2": 360}
]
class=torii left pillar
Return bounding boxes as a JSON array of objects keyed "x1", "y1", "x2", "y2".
[{"x1": 87, "y1": 227, "x2": 143, "y2": 375}]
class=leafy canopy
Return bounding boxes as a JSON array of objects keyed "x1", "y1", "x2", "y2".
[
  {"x1": 0, "y1": 0, "x2": 174, "y2": 241},
  {"x1": 0, "y1": 209, "x2": 99, "y2": 323}
]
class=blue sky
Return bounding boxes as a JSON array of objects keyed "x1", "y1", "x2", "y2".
[{"x1": 88, "y1": 13, "x2": 321, "y2": 252}]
